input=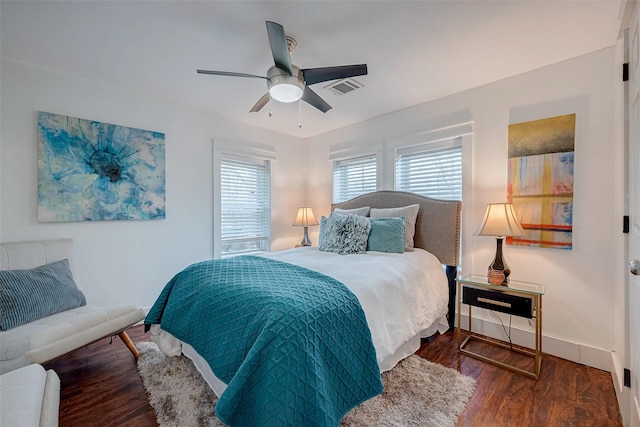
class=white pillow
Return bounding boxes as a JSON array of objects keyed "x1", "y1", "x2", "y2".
[
  {"x1": 370, "y1": 204, "x2": 420, "y2": 250},
  {"x1": 334, "y1": 206, "x2": 370, "y2": 217}
]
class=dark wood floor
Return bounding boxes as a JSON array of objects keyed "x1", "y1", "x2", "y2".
[
  {"x1": 416, "y1": 333, "x2": 622, "y2": 426},
  {"x1": 43, "y1": 325, "x2": 622, "y2": 426}
]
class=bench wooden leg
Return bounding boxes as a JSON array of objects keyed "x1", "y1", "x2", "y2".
[{"x1": 118, "y1": 331, "x2": 139, "y2": 360}]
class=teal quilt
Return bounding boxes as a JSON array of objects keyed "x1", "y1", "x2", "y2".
[{"x1": 145, "y1": 255, "x2": 383, "y2": 426}]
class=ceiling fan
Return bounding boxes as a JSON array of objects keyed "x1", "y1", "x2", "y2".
[{"x1": 197, "y1": 21, "x2": 368, "y2": 114}]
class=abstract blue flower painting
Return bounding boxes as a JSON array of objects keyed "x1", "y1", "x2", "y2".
[{"x1": 37, "y1": 111, "x2": 165, "y2": 222}]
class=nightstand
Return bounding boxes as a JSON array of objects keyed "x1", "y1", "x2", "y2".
[{"x1": 456, "y1": 273, "x2": 545, "y2": 379}]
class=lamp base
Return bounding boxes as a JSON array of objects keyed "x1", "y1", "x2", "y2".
[
  {"x1": 488, "y1": 268, "x2": 509, "y2": 286},
  {"x1": 487, "y1": 237, "x2": 511, "y2": 286},
  {"x1": 300, "y1": 226, "x2": 312, "y2": 246}
]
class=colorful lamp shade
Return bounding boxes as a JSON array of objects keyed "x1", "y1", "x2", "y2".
[
  {"x1": 474, "y1": 203, "x2": 526, "y2": 285},
  {"x1": 292, "y1": 207, "x2": 319, "y2": 246}
]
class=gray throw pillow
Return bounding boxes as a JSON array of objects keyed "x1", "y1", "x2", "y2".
[
  {"x1": 318, "y1": 216, "x2": 328, "y2": 248},
  {"x1": 334, "y1": 206, "x2": 370, "y2": 217},
  {"x1": 319, "y1": 212, "x2": 371, "y2": 255},
  {"x1": 0, "y1": 259, "x2": 87, "y2": 330}
]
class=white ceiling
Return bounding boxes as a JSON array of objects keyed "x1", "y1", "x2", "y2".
[{"x1": 0, "y1": 1, "x2": 626, "y2": 138}]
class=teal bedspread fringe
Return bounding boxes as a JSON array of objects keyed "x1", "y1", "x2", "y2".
[{"x1": 145, "y1": 255, "x2": 382, "y2": 427}]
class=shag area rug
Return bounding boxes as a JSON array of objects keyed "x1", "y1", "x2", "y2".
[{"x1": 136, "y1": 341, "x2": 476, "y2": 427}]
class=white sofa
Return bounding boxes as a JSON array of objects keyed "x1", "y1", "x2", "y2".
[
  {"x1": 0, "y1": 238, "x2": 145, "y2": 374},
  {"x1": 0, "y1": 363, "x2": 60, "y2": 427}
]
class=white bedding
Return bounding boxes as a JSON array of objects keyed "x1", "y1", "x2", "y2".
[{"x1": 151, "y1": 247, "x2": 449, "y2": 397}]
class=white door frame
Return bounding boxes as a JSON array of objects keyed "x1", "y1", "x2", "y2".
[
  {"x1": 614, "y1": 2, "x2": 640, "y2": 426},
  {"x1": 624, "y1": 1, "x2": 640, "y2": 425}
]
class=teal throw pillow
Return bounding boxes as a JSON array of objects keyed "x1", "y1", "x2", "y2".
[{"x1": 367, "y1": 217, "x2": 406, "y2": 253}]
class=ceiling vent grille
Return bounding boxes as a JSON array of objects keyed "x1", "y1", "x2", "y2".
[{"x1": 324, "y1": 78, "x2": 363, "y2": 96}]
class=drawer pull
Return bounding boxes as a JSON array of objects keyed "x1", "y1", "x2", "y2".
[{"x1": 477, "y1": 297, "x2": 512, "y2": 308}]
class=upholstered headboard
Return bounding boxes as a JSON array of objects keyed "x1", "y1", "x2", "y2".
[{"x1": 332, "y1": 190, "x2": 462, "y2": 267}]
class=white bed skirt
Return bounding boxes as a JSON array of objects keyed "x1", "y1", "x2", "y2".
[{"x1": 151, "y1": 321, "x2": 445, "y2": 398}]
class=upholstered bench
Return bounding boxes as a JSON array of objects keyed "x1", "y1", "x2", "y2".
[
  {"x1": 0, "y1": 363, "x2": 60, "y2": 427},
  {"x1": 0, "y1": 239, "x2": 145, "y2": 374}
]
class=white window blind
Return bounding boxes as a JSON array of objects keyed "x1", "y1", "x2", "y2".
[
  {"x1": 333, "y1": 155, "x2": 377, "y2": 203},
  {"x1": 220, "y1": 155, "x2": 270, "y2": 256},
  {"x1": 395, "y1": 138, "x2": 462, "y2": 200}
]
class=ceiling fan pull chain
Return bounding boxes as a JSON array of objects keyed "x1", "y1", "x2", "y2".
[
  {"x1": 268, "y1": 99, "x2": 272, "y2": 118},
  {"x1": 298, "y1": 99, "x2": 302, "y2": 128}
]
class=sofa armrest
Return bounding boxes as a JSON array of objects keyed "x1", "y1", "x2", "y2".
[
  {"x1": 0, "y1": 364, "x2": 59, "y2": 427},
  {"x1": 40, "y1": 369, "x2": 60, "y2": 427}
]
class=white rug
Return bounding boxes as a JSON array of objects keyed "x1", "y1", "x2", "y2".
[{"x1": 136, "y1": 341, "x2": 475, "y2": 427}]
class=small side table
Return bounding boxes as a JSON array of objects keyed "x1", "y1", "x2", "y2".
[{"x1": 456, "y1": 273, "x2": 545, "y2": 379}]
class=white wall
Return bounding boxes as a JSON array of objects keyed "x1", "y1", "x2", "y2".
[
  {"x1": 305, "y1": 47, "x2": 622, "y2": 370},
  {"x1": 0, "y1": 58, "x2": 307, "y2": 309},
  {"x1": 1, "y1": 46, "x2": 624, "y2": 370}
]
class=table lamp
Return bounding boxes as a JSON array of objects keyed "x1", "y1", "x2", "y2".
[
  {"x1": 293, "y1": 207, "x2": 319, "y2": 246},
  {"x1": 474, "y1": 203, "x2": 526, "y2": 285}
]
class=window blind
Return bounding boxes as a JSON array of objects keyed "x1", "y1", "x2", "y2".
[
  {"x1": 395, "y1": 138, "x2": 462, "y2": 200},
  {"x1": 220, "y1": 156, "x2": 270, "y2": 255},
  {"x1": 333, "y1": 155, "x2": 377, "y2": 203}
]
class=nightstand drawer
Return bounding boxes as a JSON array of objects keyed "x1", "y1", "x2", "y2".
[{"x1": 462, "y1": 286, "x2": 533, "y2": 318}]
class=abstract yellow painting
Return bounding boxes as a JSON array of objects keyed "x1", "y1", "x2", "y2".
[{"x1": 507, "y1": 114, "x2": 575, "y2": 249}]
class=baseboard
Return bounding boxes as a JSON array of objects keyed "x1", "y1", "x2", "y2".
[
  {"x1": 611, "y1": 351, "x2": 630, "y2": 425},
  {"x1": 458, "y1": 313, "x2": 611, "y2": 371}
]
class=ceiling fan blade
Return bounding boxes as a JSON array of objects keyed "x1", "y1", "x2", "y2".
[
  {"x1": 197, "y1": 70, "x2": 267, "y2": 79},
  {"x1": 302, "y1": 87, "x2": 332, "y2": 113},
  {"x1": 250, "y1": 93, "x2": 271, "y2": 113},
  {"x1": 301, "y1": 64, "x2": 368, "y2": 86},
  {"x1": 265, "y1": 21, "x2": 293, "y2": 75}
]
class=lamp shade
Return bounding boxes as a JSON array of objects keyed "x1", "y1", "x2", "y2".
[
  {"x1": 292, "y1": 207, "x2": 319, "y2": 227},
  {"x1": 474, "y1": 203, "x2": 525, "y2": 237}
]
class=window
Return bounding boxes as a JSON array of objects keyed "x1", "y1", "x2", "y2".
[
  {"x1": 395, "y1": 137, "x2": 462, "y2": 200},
  {"x1": 220, "y1": 155, "x2": 271, "y2": 256},
  {"x1": 333, "y1": 155, "x2": 377, "y2": 203}
]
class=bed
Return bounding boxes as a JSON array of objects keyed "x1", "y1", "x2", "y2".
[{"x1": 145, "y1": 190, "x2": 461, "y2": 426}]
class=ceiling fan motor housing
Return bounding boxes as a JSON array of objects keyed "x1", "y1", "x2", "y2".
[{"x1": 267, "y1": 66, "x2": 305, "y2": 103}]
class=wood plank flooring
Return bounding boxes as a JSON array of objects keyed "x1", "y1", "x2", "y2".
[
  {"x1": 42, "y1": 325, "x2": 622, "y2": 426},
  {"x1": 417, "y1": 332, "x2": 622, "y2": 426}
]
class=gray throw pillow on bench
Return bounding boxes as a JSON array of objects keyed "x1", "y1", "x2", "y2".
[{"x1": 0, "y1": 259, "x2": 86, "y2": 330}]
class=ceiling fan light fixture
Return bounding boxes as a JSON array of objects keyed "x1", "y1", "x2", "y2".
[{"x1": 268, "y1": 74, "x2": 304, "y2": 102}]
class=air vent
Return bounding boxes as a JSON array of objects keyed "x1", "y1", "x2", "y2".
[{"x1": 324, "y1": 78, "x2": 363, "y2": 96}]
